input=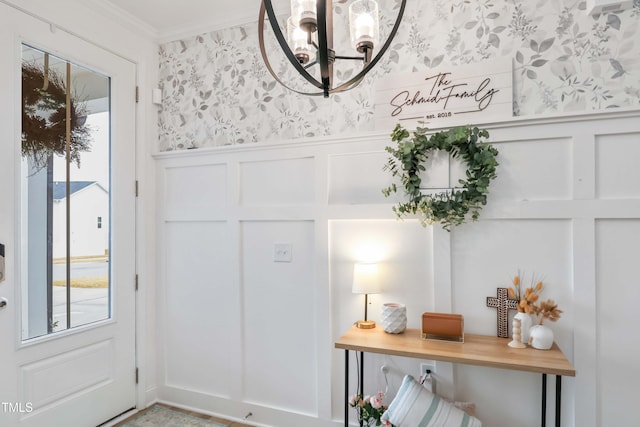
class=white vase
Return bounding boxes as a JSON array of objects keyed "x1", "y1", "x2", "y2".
[
  {"x1": 381, "y1": 303, "x2": 407, "y2": 334},
  {"x1": 529, "y1": 324, "x2": 554, "y2": 350},
  {"x1": 513, "y1": 312, "x2": 533, "y2": 344}
]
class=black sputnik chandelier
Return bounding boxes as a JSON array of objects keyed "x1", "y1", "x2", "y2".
[{"x1": 259, "y1": 0, "x2": 407, "y2": 98}]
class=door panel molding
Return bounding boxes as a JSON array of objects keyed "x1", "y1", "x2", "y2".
[{"x1": 20, "y1": 339, "x2": 114, "y2": 411}]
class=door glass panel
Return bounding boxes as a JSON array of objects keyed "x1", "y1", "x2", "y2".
[{"x1": 21, "y1": 45, "x2": 111, "y2": 340}]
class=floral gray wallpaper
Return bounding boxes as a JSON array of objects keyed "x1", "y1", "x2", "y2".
[{"x1": 158, "y1": 0, "x2": 640, "y2": 150}]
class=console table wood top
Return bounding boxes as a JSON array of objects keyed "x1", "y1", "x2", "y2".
[{"x1": 335, "y1": 326, "x2": 575, "y2": 377}]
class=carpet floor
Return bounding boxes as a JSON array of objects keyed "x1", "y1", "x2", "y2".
[{"x1": 115, "y1": 404, "x2": 252, "y2": 427}]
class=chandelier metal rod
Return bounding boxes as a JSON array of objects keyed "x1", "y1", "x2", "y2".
[
  {"x1": 335, "y1": 55, "x2": 365, "y2": 61},
  {"x1": 316, "y1": 0, "x2": 333, "y2": 97}
]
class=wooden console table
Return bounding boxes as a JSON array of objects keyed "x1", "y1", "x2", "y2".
[{"x1": 335, "y1": 326, "x2": 575, "y2": 427}]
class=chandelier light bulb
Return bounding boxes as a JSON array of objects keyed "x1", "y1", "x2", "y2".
[
  {"x1": 287, "y1": 17, "x2": 313, "y2": 64},
  {"x1": 354, "y1": 13, "x2": 374, "y2": 40},
  {"x1": 291, "y1": 0, "x2": 318, "y2": 32},
  {"x1": 349, "y1": 0, "x2": 379, "y2": 56}
]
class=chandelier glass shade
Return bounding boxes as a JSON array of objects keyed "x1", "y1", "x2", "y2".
[{"x1": 259, "y1": 0, "x2": 407, "y2": 98}]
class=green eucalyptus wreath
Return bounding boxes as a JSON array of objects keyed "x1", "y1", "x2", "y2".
[{"x1": 382, "y1": 124, "x2": 499, "y2": 231}]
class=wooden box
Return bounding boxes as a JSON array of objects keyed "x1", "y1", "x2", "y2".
[{"x1": 421, "y1": 312, "x2": 464, "y2": 342}]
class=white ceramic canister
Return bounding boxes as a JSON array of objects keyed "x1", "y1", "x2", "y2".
[{"x1": 381, "y1": 303, "x2": 407, "y2": 334}]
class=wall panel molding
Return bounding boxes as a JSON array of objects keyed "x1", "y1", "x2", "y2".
[{"x1": 155, "y1": 110, "x2": 640, "y2": 427}]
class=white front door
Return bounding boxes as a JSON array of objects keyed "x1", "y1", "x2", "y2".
[{"x1": 0, "y1": 4, "x2": 137, "y2": 426}]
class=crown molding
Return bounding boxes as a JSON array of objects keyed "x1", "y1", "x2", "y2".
[
  {"x1": 84, "y1": 0, "x2": 159, "y2": 42},
  {"x1": 157, "y1": 13, "x2": 257, "y2": 44},
  {"x1": 157, "y1": 3, "x2": 289, "y2": 44}
]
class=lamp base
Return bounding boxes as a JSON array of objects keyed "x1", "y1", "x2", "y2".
[{"x1": 356, "y1": 320, "x2": 376, "y2": 329}]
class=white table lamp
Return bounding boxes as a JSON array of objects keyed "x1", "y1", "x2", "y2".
[{"x1": 352, "y1": 263, "x2": 381, "y2": 329}]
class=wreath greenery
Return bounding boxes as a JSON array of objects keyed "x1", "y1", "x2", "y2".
[
  {"x1": 382, "y1": 124, "x2": 499, "y2": 231},
  {"x1": 22, "y1": 63, "x2": 91, "y2": 172}
]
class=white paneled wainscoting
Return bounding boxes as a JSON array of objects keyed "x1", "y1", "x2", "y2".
[{"x1": 153, "y1": 110, "x2": 640, "y2": 427}]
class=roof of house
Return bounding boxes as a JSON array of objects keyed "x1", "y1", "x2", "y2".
[{"x1": 52, "y1": 181, "x2": 97, "y2": 200}]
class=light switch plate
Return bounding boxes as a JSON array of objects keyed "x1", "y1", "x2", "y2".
[{"x1": 273, "y1": 243, "x2": 292, "y2": 262}]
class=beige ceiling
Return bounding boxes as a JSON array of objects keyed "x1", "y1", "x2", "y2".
[{"x1": 104, "y1": 0, "x2": 289, "y2": 41}]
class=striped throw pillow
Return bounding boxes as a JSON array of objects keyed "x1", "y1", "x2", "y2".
[{"x1": 381, "y1": 375, "x2": 482, "y2": 427}]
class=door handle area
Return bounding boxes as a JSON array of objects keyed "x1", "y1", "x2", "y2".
[{"x1": 0, "y1": 298, "x2": 7, "y2": 309}]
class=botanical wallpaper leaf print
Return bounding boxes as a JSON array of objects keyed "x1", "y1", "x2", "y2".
[{"x1": 158, "y1": 0, "x2": 640, "y2": 151}]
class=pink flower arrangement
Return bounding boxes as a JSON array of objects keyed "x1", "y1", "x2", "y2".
[{"x1": 349, "y1": 392, "x2": 392, "y2": 426}]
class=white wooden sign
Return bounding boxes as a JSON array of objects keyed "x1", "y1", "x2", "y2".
[{"x1": 374, "y1": 58, "x2": 512, "y2": 130}]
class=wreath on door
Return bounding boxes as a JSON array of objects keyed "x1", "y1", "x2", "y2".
[
  {"x1": 382, "y1": 124, "x2": 499, "y2": 231},
  {"x1": 22, "y1": 63, "x2": 91, "y2": 171}
]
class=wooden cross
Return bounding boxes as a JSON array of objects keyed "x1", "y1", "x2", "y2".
[{"x1": 486, "y1": 287, "x2": 519, "y2": 338}]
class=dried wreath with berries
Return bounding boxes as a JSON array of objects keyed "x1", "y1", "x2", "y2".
[{"x1": 22, "y1": 62, "x2": 91, "y2": 172}]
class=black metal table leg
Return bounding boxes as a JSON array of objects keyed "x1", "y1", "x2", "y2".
[
  {"x1": 555, "y1": 376, "x2": 562, "y2": 427},
  {"x1": 542, "y1": 373, "x2": 563, "y2": 427},
  {"x1": 344, "y1": 350, "x2": 366, "y2": 427},
  {"x1": 344, "y1": 350, "x2": 349, "y2": 427},
  {"x1": 542, "y1": 373, "x2": 547, "y2": 427},
  {"x1": 359, "y1": 351, "x2": 364, "y2": 427}
]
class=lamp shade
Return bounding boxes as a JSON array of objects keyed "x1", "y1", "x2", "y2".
[{"x1": 352, "y1": 263, "x2": 381, "y2": 294}]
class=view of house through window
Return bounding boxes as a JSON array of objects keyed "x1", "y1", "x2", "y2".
[{"x1": 21, "y1": 44, "x2": 111, "y2": 340}]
